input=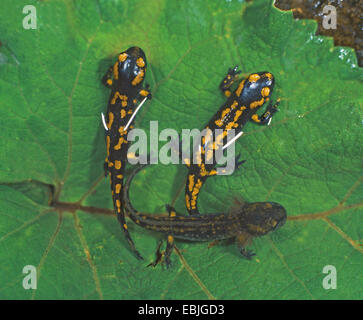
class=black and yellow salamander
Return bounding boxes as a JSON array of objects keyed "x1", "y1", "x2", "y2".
[
  {"x1": 123, "y1": 164, "x2": 287, "y2": 267},
  {"x1": 183, "y1": 67, "x2": 280, "y2": 215},
  {"x1": 102, "y1": 46, "x2": 152, "y2": 259}
]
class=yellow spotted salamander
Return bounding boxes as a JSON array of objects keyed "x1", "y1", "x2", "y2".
[
  {"x1": 123, "y1": 164, "x2": 287, "y2": 267},
  {"x1": 184, "y1": 67, "x2": 280, "y2": 215},
  {"x1": 102, "y1": 46, "x2": 152, "y2": 259}
]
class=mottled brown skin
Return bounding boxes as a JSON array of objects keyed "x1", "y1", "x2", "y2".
[
  {"x1": 102, "y1": 46, "x2": 151, "y2": 260},
  {"x1": 184, "y1": 67, "x2": 280, "y2": 215},
  {"x1": 123, "y1": 164, "x2": 287, "y2": 267}
]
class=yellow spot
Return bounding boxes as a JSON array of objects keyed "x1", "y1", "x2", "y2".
[
  {"x1": 123, "y1": 223, "x2": 128, "y2": 230},
  {"x1": 185, "y1": 194, "x2": 191, "y2": 210},
  {"x1": 170, "y1": 211, "x2": 176, "y2": 217},
  {"x1": 139, "y1": 89, "x2": 149, "y2": 97},
  {"x1": 221, "y1": 107, "x2": 231, "y2": 120},
  {"x1": 183, "y1": 158, "x2": 190, "y2": 167},
  {"x1": 230, "y1": 100, "x2": 238, "y2": 109},
  {"x1": 234, "y1": 109, "x2": 243, "y2": 122},
  {"x1": 190, "y1": 196, "x2": 197, "y2": 209},
  {"x1": 113, "y1": 62, "x2": 119, "y2": 80},
  {"x1": 261, "y1": 87, "x2": 270, "y2": 97},
  {"x1": 118, "y1": 53, "x2": 128, "y2": 62},
  {"x1": 215, "y1": 119, "x2": 223, "y2": 127},
  {"x1": 107, "y1": 112, "x2": 114, "y2": 129},
  {"x1": 265, "y1": 72, "x2": 273, "y2": 80},
  {"x1": 250, "y1": 98, "x2": 264, "y2": 109},
  {"x1": 115, "y1": 160, "x2": 122, "y2": 169},
  {"x1": 136, "y1": 57, "x2": 145, "y2": 68},
  {"x1": 235, "y1": 80, "x2": 245, "y2": 97},
  {"x1": 225, "y1": 121, "x2": 236, "y2": 130},
  {"x1": 206, "y1": 148, "x2": 214, "y2": 162},
  {"x1": 106, "y1": 79, "x2": 112, "y2": 86},
  {"x1": 108, "y1": 162, "x2": 114, "y2": 167},
  {"x1": 114, "y1": 137, "x2": 125, "y2": 150},
  {"x1": 132, "y1": 70, "x2": 144, "y2": 86},
  {"x1": 225, "y1": 90, "x2": 231, "y2": 97},
  {"x1": 252, "y1": 114, "x2": 260, "y2": 123},
  {"x1": 249, "y1": 73, "x2": 260, "y2": 82},
  {"x1": 118, "y1": 126, "x2": 127, "y2": 135},
  {"x1": 121, "y1": 109, "x2": 126, "y2": 118},
  {"x1": 106, "y1": 136, "x2": 110, "y2": 156},
  {"x1": 128, "y1": 152, "x2": 136, "y2": 159},
  {"x1": 110, "y1": 92, "x2": 120, "y2": 105},
  {"x1": 111, "y1": 93, "x2": 128, "y2": 105},
  {"x1": 116, "y1": 174, "x2": 123, "y2": 179},
  {"x1": 167, "y1": 235, "x2": 174, "y2": 243},
  {"x1": 188, "y1": 174, "x2": 195, "y2": 192},
  {"x1": 115, "y1": 184, "x2": 121, "y2": 194},
  {"x1": 209, "y1": 169, "x2": 217, "y2": 176}
]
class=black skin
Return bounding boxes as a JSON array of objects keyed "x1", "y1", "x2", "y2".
[
  {"x1": 123, "y1": 164, "x2": 287, "y2": 268},
  {"x1": 102, "y1": 46, "x2": 152, "y2": 260}
]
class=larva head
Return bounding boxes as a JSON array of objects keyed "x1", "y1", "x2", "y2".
[{"x1": 236, "y1": 201, "x2": 286, "y2": 236}]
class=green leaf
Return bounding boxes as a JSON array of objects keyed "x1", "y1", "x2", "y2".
[{"x1": 0, "y1": 0, "x2": 362, "y2": 300}]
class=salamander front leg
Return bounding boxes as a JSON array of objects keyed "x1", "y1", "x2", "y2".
[
  {"x1": 236, "y1": 232, "x2": 255, "y2": 260},
  {"x1": 219, "y1": 66, "x2": 241, "y2": 97},
  {"x1": 239, "y1": 247, "x2": 256, "y2": 260},
  {"x1": 217, "y1": 153, "x2": 246, "y2": 175},
  {"x1": 101, "y1": 65, "x2": 113, "y2": 88},
  {"x1": 137, "y1": 83, "x2": 152, "y2": 100}
]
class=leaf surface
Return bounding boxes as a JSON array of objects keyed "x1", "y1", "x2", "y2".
[{"x1": 0, "y1": 0, "x2": 362, "y2": 299}]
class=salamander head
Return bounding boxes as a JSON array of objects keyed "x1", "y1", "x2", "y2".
[
  {"x1": 236, "y1": 72, "x2": 275, "y2": 107},
  {"x1": 115, "y1": 46, "x2": 147, "y2": 87},
  {"x1": 235, "y1": 201, "x2": 286, "y2": 236}
]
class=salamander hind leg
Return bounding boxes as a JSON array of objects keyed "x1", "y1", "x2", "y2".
[
  {"x1": 239, "y1": 247, "x2": 256, "y2": 260},
  {"x1": 164, "y1": 204, "x2": 176, "y2": 268},
  {"x1": 251, "y1": 98, "x2": 280, "y2": 125},
  {"x1": 218, "y1": 153, "x2": 246, "y2": 175}
]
